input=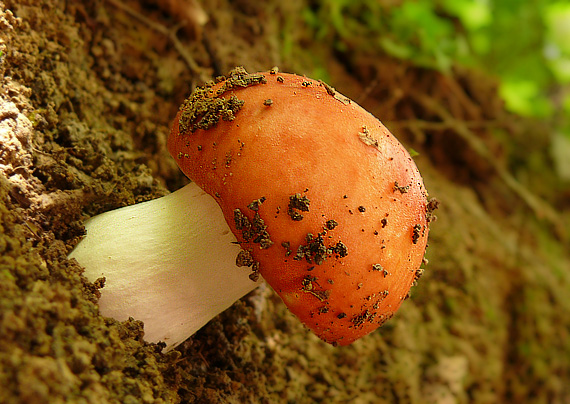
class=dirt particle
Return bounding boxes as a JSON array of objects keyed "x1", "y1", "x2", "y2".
[
  {"x1": 412, "y1": 224, "x2": 423, "y2": 244},
  {"x1": 249, "y1": 268, "x2": 260, "y2": 282},
  {"x1": 178, "y1": 67, "x2": 266, "y2": 133},
  {"x1": 294, "y1": 233, "x2": 328, "y2": 265},
  {"x1": 393, "y1": 181, "x2": 410, "y2": 194},
  {"x1": 372, "y1": 264, "x2": 383, "y2": 272},
  {"x1": 412, "y1": 267, "x2": 424, "y2": 286},
  {"x1": 234, "y1": 202, "x2": 274, "y2": 249},
  {"x1": 281, "y1": 241, "x2": 292, "y2": 256},
  {"x1": 376, "y1": 311, "x2": 394, "y2": 326},
  {"x1": 288, "y1": 193, "x2": 310, "y2": 221},
  {"x1": 233, "y1": 209, "x2": 252, "y2": 240},
  {"x1": 352, "y1": 310, "x2": 373, "y2": 328},
  {"x1": 426, "y1": 197, "x2": 440, "y2": 223},
  {"x1": 358, "y1": 125, "x2": 379, "y2": 148},
  {"x1": 236, "y1": 249, "x2": 254, "y2": 267},
  {"x1": 179, "y1": 94, "x2": 245, "y2": 133},
  {"x1": 225, "y1": 151, "x2": 233, "y2": 168},
  {"x1": 325, "y1": 219, "x2": 338, "y2": 230},
  {"x1": 234, "y1": 208, "x2": 249, "y2": 230},
  {"x1": 220, "y1": 66, "x2": 267, "y2": 91},
  {"x1": 293, "y1": 226, "x2": 349, "y2": 265},
  {"x1": 319, "y1": 80, "x2": 336, "y2": 96},
  {"x1": 331, "y1": 241, "x2": 348, "y2": 258},
  {"x1": 372, "y1": 264, "x2": 390, "y2": 277},
  {"x1": 247, "y1": 197, "x2": 266, "y2": 211},
  {"x1": 311, "y1": 290, "x2": 331, "y2": 302},
  {"x1": 301, "y1": 275, "x2": 330, "y2": 301},
  {"x1": 252, "y1": 213, "x2": 273, "y2": 249}
]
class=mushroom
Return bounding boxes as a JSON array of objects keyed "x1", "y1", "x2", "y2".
[{"x1": 69, "y1": 67, "x2": 434, "y2": 351}]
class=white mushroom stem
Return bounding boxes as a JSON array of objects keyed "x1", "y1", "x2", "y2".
[{"x1": 68, "y1": 182, "x2": 259, "y2": 351}]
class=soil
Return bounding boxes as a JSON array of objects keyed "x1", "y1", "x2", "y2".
[{"x1": 1, "y1": 1, "x2": 569, "y2": 403}]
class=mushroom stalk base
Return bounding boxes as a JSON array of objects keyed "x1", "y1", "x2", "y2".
[{"x1": 69, "y1": 182, "x2": 258, "y2": 351}]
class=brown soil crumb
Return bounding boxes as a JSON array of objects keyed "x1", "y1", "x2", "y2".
[
  {"x1": 178, "y1": 67, "x2": 266, "y2": 134},
  {"x1": 288, "y1": 193, "x2": 311, "y2": 221},
  {"x1": 393, "y1": 181, "x2": 410, "y2": 194}
]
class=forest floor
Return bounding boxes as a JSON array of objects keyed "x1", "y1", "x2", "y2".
[{"x1": 1, "y1": 1, "x2": 569, "y2": 403}]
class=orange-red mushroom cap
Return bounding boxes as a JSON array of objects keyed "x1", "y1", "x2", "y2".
[{"x1": 168, "y1": 67, "x2": 432, "y2": 346}]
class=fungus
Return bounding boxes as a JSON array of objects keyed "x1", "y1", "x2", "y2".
[{"x1": 69, "y1": 67, "x2": 434, "y2": 351}]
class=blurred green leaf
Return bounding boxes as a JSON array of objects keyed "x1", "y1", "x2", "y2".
[
  {"x1": 301, "y1": 0, "x2": 569, "y2": 129},
  {"x1": 500, "y1": 79, "x2": 553, "y2": 117},
  {"x1": 544, "y1": 3, "x2": 570, "y2": 83}
]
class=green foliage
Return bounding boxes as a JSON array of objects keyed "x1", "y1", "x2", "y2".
[
  {"x1": 303, "y1": 0, "x2": 570, "y2": 137},
  {"x1": 303, "y1": 0, "x2": 468, "y2": 71},
  {"x1": 379, "y1": 1, "x2": 463, "y2": 71}
]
